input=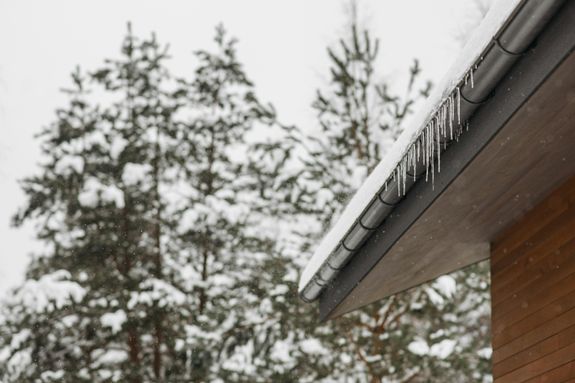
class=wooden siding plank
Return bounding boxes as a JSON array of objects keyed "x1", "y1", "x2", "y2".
[
  {"x1": 493, "y1": 324, "x2": 575, "y2": 378},
  {"x1": 493, "y1": 289, "x2": 575, "y2": 350},
  {"x1": 491, "y1": 175, "x2": 575, "y2": 265},
  {"x1": 491, "y1": 193, "x2": 568, "y2": 267},
  {"x1": 496, "y1": 342, "x2": 575, "y2": 382},
  {"x1": 491, "y1": 236, "x2": 575, "y2": 307},
  {"x1": 493, "y1": 306, "x2": 575, "y2": 364},
  {"x1": 491, "y1": 203, "x2": 575, "y2": 280},
  {"x1": 523, "y1": 360, "x2": 575, "y2": 383},
  {"x1": 492, "y1": 271, "x2": 575, "y2": 330}
]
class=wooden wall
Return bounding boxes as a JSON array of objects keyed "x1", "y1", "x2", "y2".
[{"x1": 490, "y1": 176, "x2": 575, "y2": 382}]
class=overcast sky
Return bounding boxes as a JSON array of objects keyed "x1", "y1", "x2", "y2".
[{"x1": 0, "y1": 0, "x2": 489, "y2": 295}]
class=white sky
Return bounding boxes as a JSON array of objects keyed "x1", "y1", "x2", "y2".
[{"x1": 0, "y1": 0, "x2": 489, "y2": 295}]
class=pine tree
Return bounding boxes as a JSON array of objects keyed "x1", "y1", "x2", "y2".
[
  {"x1": 0, "y1": 25, "x2": 310, "y2": 382},
  {"x1": 168, "y1": 25, "x2": 345, "y2": 383},
  {"x1": 167, "y1": 24, "x2": 305, "y2": 382},
  {"x1": 0, "y1": 26, "x2": 190, "y2": 382},
  {"x1": 292, "y1": 9, "x2": 491, "y2": 382},
  {"x1": 0, "y1": 14, "x2": 493, "y2": 383}
]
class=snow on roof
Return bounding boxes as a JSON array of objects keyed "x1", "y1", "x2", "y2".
[{"x1": 299, "y1": 0, "x2": 523, "y2": 293}]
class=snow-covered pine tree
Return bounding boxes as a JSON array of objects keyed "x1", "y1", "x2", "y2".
[
  {"x1": 0, "y1": 27, "x2": 189, "y2": 382},
  {"x1": 168, "y1": 24, "x2": 288, "y2": 381},
  {"x1": 292, "y1": 10, "x2": 491, "y2": 382},
  {"x1": 0, "y1": 24, "x2": 329, "y2": 383},
  {"x1": 169, "y1": 25, "x2": 341, "y2": 382}
]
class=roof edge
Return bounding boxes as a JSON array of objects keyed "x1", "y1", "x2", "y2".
[
  {"x1": 300, "y1": 0, "x2": 566, "y2": 303},
  {"x1": 319, "y1": 0, "x2": 575, "y2": 319}
]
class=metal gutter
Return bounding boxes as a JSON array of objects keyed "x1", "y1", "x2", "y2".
[
  {"x1": 320, "y1": 2, "x2": 575, "y2": 319},
  {"x1": 300, "y1": 0, "x2": 566, "y2": 303}
]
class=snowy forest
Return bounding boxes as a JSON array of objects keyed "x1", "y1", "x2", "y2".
[{"x1": 0, "y1": 7, "x2": 492, "y2": 383}]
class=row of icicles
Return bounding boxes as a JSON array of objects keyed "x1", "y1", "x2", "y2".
[{"x1": 385, "y1": 65, "x2": 477, "y2": 197}]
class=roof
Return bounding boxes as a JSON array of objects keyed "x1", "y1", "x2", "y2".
[{"x1": 299, "y1": 0, "x2": 574, "y2": 316}]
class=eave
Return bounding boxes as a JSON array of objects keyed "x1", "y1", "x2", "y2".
[{"x1": 301, "y1": 0, "x2": 575, "y2": 320}]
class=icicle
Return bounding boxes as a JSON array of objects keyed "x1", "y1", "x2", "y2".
[
  {"x1": 395, "y1": 164, "x2": 399, "y2": 196},
  {"x1": 440, "y1": 105, "x2": 445, "y2": 149},
  {"x1": 438, "y1": 105, "x2": 443, "y2": 142},
  {"x1": 436, "y1": 115, "x2": 441, "y2": 174},
  {"x1": 414, "y1": 140, "x2": 418, "y2": 179},
  {"x1": 396, "y1": 167, "x2": 401, "y2": 196},
  {"x1": 456, "y1": 86, "x2": 461, "y2": 126},
  {"x1": 408, "y1": 147, "x2": 413, "y2": 181},
  {"x1": 424, "y1": 130, "x2": 428, "y2": 175},
  {"x1": 426, "y1": 123, "x2": 430, "y2": 181},
  {"x1": 431, "y1": 150, "x2": 435, "y2": 188},
  {"x1": 447, "y1": 98, "x2": 450, "y2": 144},
  {"x1": 430, "y1": 119, "x2": 435, "y2": 187},
  {"x1": 441, "y1": 101, "x2": 450, "y2": 139},
  {"x1": 400, "y1": 158, "x2": 405, "y2": 195},
  {"x1": 402, "y1": 157, "x2": 407, "y2": 195},
  {"x1": 395, "y1": 67, "x2": 475, "y2": 196},
  {"x1": 449, "y1": 94, "x2": 454, "y2": 141},
  {"x1": 401, "y1": 159, "x2": 405, "y2": 195},
  {"x1": 412, "y1": 146, "x2": 416, "y2": 181}
]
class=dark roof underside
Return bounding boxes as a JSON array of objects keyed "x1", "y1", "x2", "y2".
[{"x1": 320, "y1": 1, "x2": 575, "y2": 320}]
